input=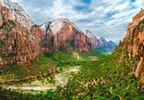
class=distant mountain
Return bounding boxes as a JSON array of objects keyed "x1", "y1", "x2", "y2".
[
  {"x1": 32, "y1": 18, "x2": 91, "y2": 52},
  {"x1": 0, "y1": 0, "x2": 92, "y2": 67},
  {"x1": 85, "y1": 30, "x2": 100, "y2": 48},
  {"x1": 96, "y1": 37, "x2": 116, "y2": 52},
  {"x1": 85, "y1": 30, "x2": 116, "y2": 52},
  {"x1": 0, "y1": 0, "x2": 115, "y2": 67}
]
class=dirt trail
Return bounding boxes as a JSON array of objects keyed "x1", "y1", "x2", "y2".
[{"x1": 4, "y1": 66, "x2": 80, "y2": 92}]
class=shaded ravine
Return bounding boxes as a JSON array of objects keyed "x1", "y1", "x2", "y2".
[{"x1": 3, "y1": 66, "x2": 80, "y2": 92}]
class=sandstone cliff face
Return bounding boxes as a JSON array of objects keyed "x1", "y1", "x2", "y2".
[
  {"x1": 0, "y1": 0, "x2": 91, "y2": 67},
  {"x1": 0, "y1": 1, "x2": 40, "y2": 67},
  {"x1": 12, "y1": 2, "x2": 33, "y2": 29},
  {"x1": 117, "y1": 10, "x2": 144, "y2": 89},
  {"x1": 0, "y1": 0, "x2": 33, "y2": 29},
  {"x1": 32, "y1": 18, "x2": 91, "y2": 52},
  {"x1": 31, "y1": 25, "x2": 45, "y2": 39},
  {"x1": 0, "y1": 21, "x2": 40, "y2": 66},
  {"x1": 85, "y1": 30, "x2": 100, "y2": 48}
]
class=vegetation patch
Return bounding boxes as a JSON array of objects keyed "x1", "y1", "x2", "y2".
[{"x1": 0, "y1": 50, "x2": 144, "y2": 99}]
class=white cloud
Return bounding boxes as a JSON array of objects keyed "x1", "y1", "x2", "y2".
[
  {"x1": 11, "y1": 0, "x2": 22, "y2": 3},
  {"x1": 11, "y1": 0, "x2": 17, "y2": 2},
  {"x1": 11, "y1": 0, "x2": 144, "y2": 42}
]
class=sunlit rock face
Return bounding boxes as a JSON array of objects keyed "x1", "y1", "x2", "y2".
[
  {"x1": 0, "y1": 0, "x2": 33, "y2": 29},
  {"x1": 32, "y1": 18, "x2": 91, "y2": 52},
  {"x1": 0, "y1": 0, "x2": 91, "y2": 67},
  {"x1": 85, "y1": 30, "x2": 100, "y2": 48},
  {"x1": 0, "y1": 0, "x2": 40, "y2": 67},
  {"x1": 117, "y1": 10, "x2": 144, "y2": 89},
  {"x1": 85, "y1": 30, "x2": 116, "y2": 52}
]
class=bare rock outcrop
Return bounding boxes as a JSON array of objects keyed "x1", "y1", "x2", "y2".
[
  {"x1": 32, "y1": 18, "x2": 91, "y2": 52},
  {"x1": 117, "y1": 9, "x2": 144, "y2": 89},
  {"x1": 0, "y1": 1, "x2": 40, "y2": 67}
]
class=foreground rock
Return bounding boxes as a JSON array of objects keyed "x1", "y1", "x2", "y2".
[
  {"x1": 0, "y1": 0, "x2": 40, "y2": 66},
  {"x1": 116, "y1": 9, "x2": 144, "y2": 89},
  {"x1": 0, "y1": 0, "x2": 33, "y2": 29},
  {"x1": 0, "y1": 21, "x2": 40, "y2": 66}
]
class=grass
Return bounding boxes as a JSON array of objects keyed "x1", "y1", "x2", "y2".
[
  {"x1": 0, "y1": 50, "x2": 101, "y2": 80},
  {"x1": 0, "y1": 55, "x2": 56, "y2": 80},
  {"x1": 56, "y1": 53, "x2": 142, "y2": 99},
  {"x1": 0, "y1": 49, "x2": 144, "y2": 99}
]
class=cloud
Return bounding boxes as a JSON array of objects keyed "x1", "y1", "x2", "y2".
[
  {"x1": 11, "y1": 0, "x2": 144, "y2": 42},
  {"x1": 11, "y1": 0, "x2": 18, "y2": 2}
]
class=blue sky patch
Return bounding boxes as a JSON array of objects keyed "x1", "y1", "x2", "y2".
[
  {"x1": 81, "y1": 0, "x2": 92, "y2": 4},
  {"x1": 12, "y1": 0, "x2": 144, "y2": 42},
  {"x1": 130, "y1": 0, "x2": 136, "y2": 3}
]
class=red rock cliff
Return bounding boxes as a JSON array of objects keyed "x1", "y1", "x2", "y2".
[
  {"x1": 117, "y1": 10, "x2": 144, "y2": 89},
  {"x1": 32, "y1": 18, "x2": 91, "y2": 52},
  {"x1": 0, "y1": 3, "x2": 40, "y2": 67}
]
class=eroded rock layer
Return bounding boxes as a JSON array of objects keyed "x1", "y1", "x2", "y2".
[
  {"x1": 32, "y1": 18, "x2": 91, "y2": 52},
  {"x1": 0, "y1": 2, "x2": 40, "y2": 66},
  {"x1": 117, "y1": 10, "x2": 144, "y2": 89}
]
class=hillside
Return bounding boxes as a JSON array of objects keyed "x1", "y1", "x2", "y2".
[
  {"x1": 116, "y1": 9, "x2": 144, "y2": 89},
  {"x1": 0, "y1": 0, "x2": 137, "y2": 100},
  {"x1": 0, "y1": 9, "x2": 143, "y2": 99},
  {"x1": 32, "y1": 18, "x2": 91, "y2": 52},
  {"x1": 0, "y1": 1, "x2": 40, "y2": 67},
  {"x1": 0, "y1": 49, "x2": 142, "y2": 99}
]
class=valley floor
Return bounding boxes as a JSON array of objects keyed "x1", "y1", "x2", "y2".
[
  {"x1": 4, "y1": 66, "x2": 80, "y2": 92},
  {"x1": 0, "y1": 50, "x2": 144, "y2": 100}
]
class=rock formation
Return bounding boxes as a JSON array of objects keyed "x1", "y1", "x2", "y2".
[
  {"x1": 85, "y1": 30, "x2": 100, "y2": 48},
  {"x1": 0, "y1": 0, "x2": 117, "y2": 67},
  {"x1": 0, "y1": 0, "x2": 33, "y2": 29},
  {"x1": 96, "y1": 37, "x2": 116, "y2": 52},
  {"x1": 0, "y1": 0, "x2": 92, "y2": 67},
  {"x1": 32, "y1": 18, "x2": 91, "y2": 52},
  {"x1": 116, "y1": 9, "x2": 144, "y2": 89},
  {"x1": 85, "y1": 30, "x2": 116, "y2": 52},
  {"x1": 0, "y1": 0, "x2": 40, "y2": 67}
]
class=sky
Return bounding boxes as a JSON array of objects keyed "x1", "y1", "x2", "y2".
[{"x1": 11, "y1": 0, "x2": 144, "y2": 43}]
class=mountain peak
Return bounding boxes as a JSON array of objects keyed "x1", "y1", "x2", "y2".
[
  {"x1": 85, "y1": 30, "x2": 94, "y2": 38},
  {"x1": 39, "y1": 18, "x2": 82, "y2": 36},
  {"x1": 99, "y1": 37, "x2": 107, "y2": 44},
  {"x1": 84, "y1": 31, "x2": 116, "y2": 52},
  {"x1": 32, "y1": 18, "x2": 91, "y2": 52},
  {"x1": 49, "y1": 18, "x2": 71, "y2": 35},
  {"x1": 0, "y1": 0, "x2": 33, "y2": 29},
  {"x1": 53, "y1": 18, "x2": 71, "y2": 23},
  {"x1": 100, "y1": 37, "x2": 106, "y2": 41}
]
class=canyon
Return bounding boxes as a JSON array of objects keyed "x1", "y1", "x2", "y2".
[{"x1": 0, "y1": 0, "x2": 115, "y2": 67}]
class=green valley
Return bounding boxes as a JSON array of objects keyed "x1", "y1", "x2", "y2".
[
  {"x1": 0, "y1": 49, "x2": 143, "y2": 100},
  {"x1": 1, "y1": 0, "x2": 144, "y2": 99}
]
